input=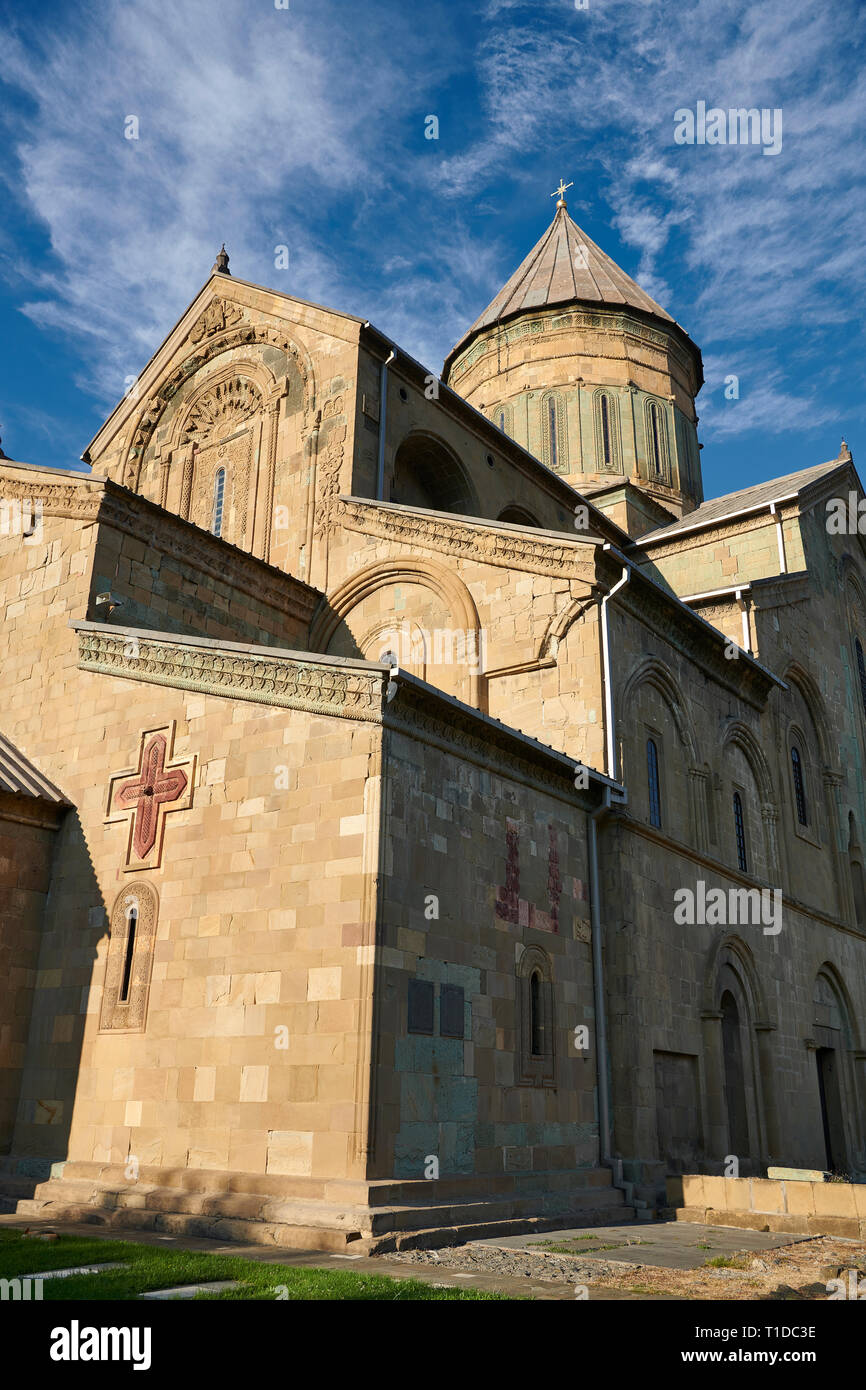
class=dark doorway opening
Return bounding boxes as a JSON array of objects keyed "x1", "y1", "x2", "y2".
[
  {"x1": 720, "y1": 990, "x2": 750, "y2": 1159},
  {"x1": 816, "y1": 1047, "x2": 847, "y2": 1173}
]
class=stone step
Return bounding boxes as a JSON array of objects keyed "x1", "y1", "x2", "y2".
[
  {"x1": 372, "y1": 1185, "x2": 629, "y2": 1234},
  {"x1": 9, "y1": 1194, "x2": 637, "y2": 1255},
  {"x1": 372, "y1": 1205, "x2": 638, "y2": 1253}
]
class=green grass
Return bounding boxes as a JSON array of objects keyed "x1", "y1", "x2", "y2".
[
  {"x1": 703, "y1": 1254, "x2": 751, "y2": 1270},
  {"x1": 0, "y1": 1230, "x2": 503, "y2": 1301}
]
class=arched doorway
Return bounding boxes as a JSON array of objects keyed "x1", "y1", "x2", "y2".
[
  {"x1": 812, "y1": 971, "x2": 852, "y2": 1174},
  {"x1": 720, "y1": 990, "x2": 750, "y2": 1159}
]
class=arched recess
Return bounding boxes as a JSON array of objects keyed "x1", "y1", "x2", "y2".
[
  {"x1": 311, "y1": 556, "x2": 485, "y2": 709},
  {"x1": 702, "y1": 934, "x2": 773, "y2": 1168},
  {"x1": 389, "y1": 432, "x2": 479, "y2": 516},
  {"x1": 780, "y1": 662, "x2": 844, "y2": 909},
  {"x1": 720, "y1": 721, "x2": 778, "y2": 881},
  {"x1": 100, "y1": 881, "x2": 160, "y2": 1033},
  {"x1": 618, "y1": 658, "x2": 700, "y2": 843},
  {"x1": 515, "y1": 944, "x2": 555, "y2": 1086},
  {"x1": 781, "y1": 662, "x2": 833, "y2": 766},
  {"x1": 811, "y1": 963, "x2": 863, "y2": 1174},
  {"x1": 847, "y1": 813, "x2": 866, "y2": 930},
  {"x1": 497, "y1": 505, "x2": 541, "y2": 527}
]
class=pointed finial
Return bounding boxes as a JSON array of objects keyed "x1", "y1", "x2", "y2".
[
  {"x1": 841, "y1": 438, "x2": 850, "y2": 455},
  {"x1": 212, "y1": 244, "x2": 231, "y2": 275},
  {"x1": 550, "y1": 178, "x2": 573, "y2": 210}
]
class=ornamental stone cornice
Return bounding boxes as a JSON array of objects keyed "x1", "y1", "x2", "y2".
[
  {"x1": 74, "y1": 624, "x2": 384, "y2": 721},
  {"x1": 0, "y1": 465, "x2": 104, "y2": 519},
  {"x1": 335, "y1": 497, "x2": 603, "y2": 580}
]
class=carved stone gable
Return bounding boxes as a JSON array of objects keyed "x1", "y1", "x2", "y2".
[{"x1": 188, "y1": 297, "x2": 244, "y2": 344}]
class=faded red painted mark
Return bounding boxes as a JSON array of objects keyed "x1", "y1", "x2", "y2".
[
  {"x1": 495, "y1": 818, "x2": 520, "y2": 922},
  {"x1": 547, "y1": 823, "x2": 562, "y2": 932},
  {"x1": 495, "y1": 818, "x2": 562, "y2": 933}
]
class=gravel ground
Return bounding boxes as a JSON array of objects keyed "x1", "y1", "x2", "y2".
[{"x1": 384, "y1": 1234, "x2": 866, "y2": 1300}]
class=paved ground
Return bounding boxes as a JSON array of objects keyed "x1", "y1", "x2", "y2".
[{"x1": 473, "y1": 1221, "x2": 809, "y2": 1269}]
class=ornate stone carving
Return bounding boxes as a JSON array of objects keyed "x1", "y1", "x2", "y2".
[
  {"x1": 105, "y1": 723, "x2": 196, "y2": 872},
  {"x1": 336, "y1": 497, "x2": 600, "y2": 579},
  {"x1": 188, "y1": 297, "x2": 244, "y2": 344},
  {"x1": 122, "y1": 324, "x2": 315, "y2": 490},
  {"x1": 99, "y1": 881, "x2": 159, "y2": 1032},
  {"x1": 0, "y1": 468, "x2": 102, "y2": 519},
  {"x1": 189, "y1": 430, "x2": 253, "y2": 544},
  {"x1": 183, "y1": 378, "x2": 262, "y2": 445},
  {"x1": 314, "y1": 395, "x2": 346, "y2": 539},
  {"x1": 78, "y1": 628, "x2": 383, "y2": 722}
]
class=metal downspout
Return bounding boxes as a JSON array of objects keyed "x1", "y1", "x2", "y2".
[{"x1": 376, "y1": 351, "x2": 395, "y2": 501}]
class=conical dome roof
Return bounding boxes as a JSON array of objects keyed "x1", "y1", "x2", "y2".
[{"x1": 443, "y1": 202, "x2": 683, "y2": 374}]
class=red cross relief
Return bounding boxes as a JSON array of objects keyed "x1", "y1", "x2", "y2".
[{"x1": 112, "y1": 733, "x2": 189, "y2": 860}]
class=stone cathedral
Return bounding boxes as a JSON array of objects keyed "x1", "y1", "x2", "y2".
[{"x1": 0, "y1": 189, "x2": 864, "y2": 1249}]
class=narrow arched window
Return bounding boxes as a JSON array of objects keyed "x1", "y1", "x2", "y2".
[
  {"x1": 649, "y1": 402, "x2": 663, "y2": 473},
  {"x1": 791, "y1": 745, "x2": 808, "y2": 825},
  {"x1": 530, "y1": 970, "x2": 543, "y2": 1055},
  {"x1": 212, "y1": 467, "x2": 226, "y2": 537},
  {"x1": 119, "y1": 905, "x2": 138, "y2": 1004},
  {"x1": 498, "y1": 410, "x2": 506, "y2": 433},
  {"x1": 600, "y1": 394, "x2": 611, "y2": 466},
  {"x1": 548, "y1": 398, "x2": 558, "y2": 472},
  {"x1": 647, "y1": 738, "x2": 661, "y2": 828},
  {"x1": 733, "y1": 792, "x2": 748, "y2": 873},
  {"x1": 856, "y1": 638, "x2": 866, "y2": 718}
]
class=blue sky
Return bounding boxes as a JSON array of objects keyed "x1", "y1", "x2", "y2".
[{"x1": 1, "y1": 0, "x2": 864, "y2": 500}]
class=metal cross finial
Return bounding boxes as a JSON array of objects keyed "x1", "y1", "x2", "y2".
[{"x1": 551, "y1": 178, "x2": 574, "y2": 208}]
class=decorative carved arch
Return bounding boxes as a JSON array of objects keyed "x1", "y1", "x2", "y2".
[
  {"x1": 516, "y1": 943, "x2": 555, "y2": 1086},
  {"x1": 171, "y1": 359, "x2": 274, "y2": 449},
  {"x1": 122, "y1": 321, "x2": 317, "y2": 490},
  {"x1": 100, "y1": 881, "x2": 160, "y2": 1032},
  {"x1": 721, "y1": 720, "x2": 775, "y2": 803},
  {"x1": 812, "y1": 959, "x2": 862, "y2": 1050},
  {"x1": 619, "y1": 657, "x2": 699, "y2": 764},
  {"x1": 539, "y1": 589, "x2": 598, "y2": 662},
  {"x1": 703, "y1": 932, "x2": 772, "y2": 1025},
  {"x1": 840, "y1": 554, "x2": 866, "y2": 632},
  {"x1": 781, "y1": 660, "x2": 833, "y2": 766},
  {"x1": 311, "y1": 556, "x2": 484, "y2": 706}
]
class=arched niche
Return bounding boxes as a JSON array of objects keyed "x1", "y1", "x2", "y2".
[
  {"x1": 389, "y1": 433, "x2": 479, "y2": 516},
  {"x1": 311, "y1": 557, "x2": 484, "y2": 708}
]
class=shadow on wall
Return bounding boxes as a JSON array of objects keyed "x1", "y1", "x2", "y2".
[
  {"x1": 389, "y1": 434, "x2": 480, "y2": 516},
  {"x1": 0, "y1": 806, "x2": 104, "y2": 1196}
]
